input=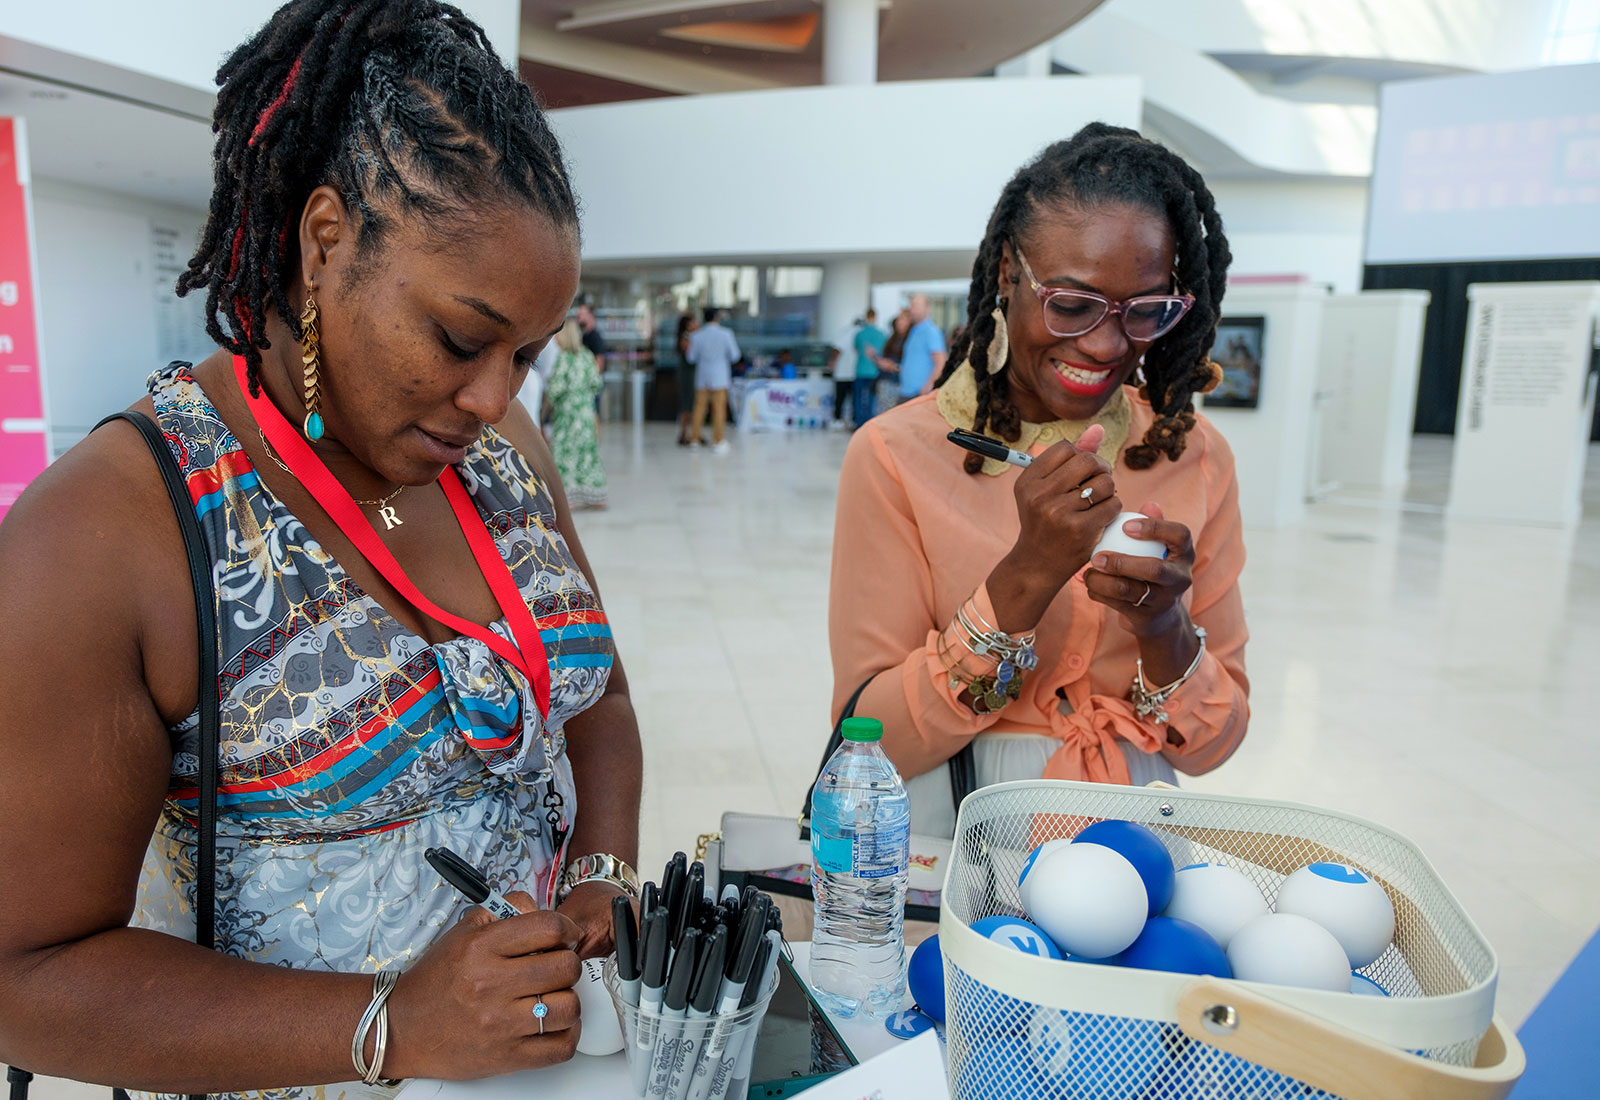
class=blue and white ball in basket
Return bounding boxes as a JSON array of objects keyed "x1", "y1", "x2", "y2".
[
  {"x1": 1111, "y1": 916, "x2": 1231, "y2": 978},
  {"x1": 1274, "y1": 862, "x2": 1396, "y2": 969},
  {"x1": 1074, "y1": 820, "x2": 1177, "y2": 915},
  {"x1": 907, "y1": 935, "x2": 946, "y2": 1022},
  {"x1": 1163, "y1": 862, "x2": 1269, "y2": 949},
  {"x1": 1018, "y1": 838, "x2": 1072, "y2": 917},
  {"x1": 1025, "y1": 842, "x2": 1148, "y2": 959},
  {"x1": 1227, "y1": 913, "x2": 1351, "y2": 992},
  {"x1": 969, "y1": 914, "x2": 1064, "y2": 960},
  {"x1": 1025, "y1": 1007, "x2": 1166, "y2": 1100}
]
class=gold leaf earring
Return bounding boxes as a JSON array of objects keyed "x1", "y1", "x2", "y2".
[
  {"x1": 300, "y1": 294, "x2": 324, "y2": 441},
  {"x1": 985, "y1": 304, "x2": 1010, "y2": 375}
]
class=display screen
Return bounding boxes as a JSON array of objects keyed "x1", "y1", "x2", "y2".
[
  {"x1": 1365, "y1": 62, "x2": 1600, "y2": 265},
  {"x1": 748, "y1": 952, "x2": 858, "y2": 1095}
]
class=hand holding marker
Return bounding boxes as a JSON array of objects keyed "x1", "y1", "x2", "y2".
[{"x1": 612, "y1": 851, "x2": 783, "y2": 1100}]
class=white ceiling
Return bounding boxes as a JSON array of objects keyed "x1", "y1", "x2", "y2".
[{"x1": 0, "y1": 67, "x2": 213, "y2": 210}]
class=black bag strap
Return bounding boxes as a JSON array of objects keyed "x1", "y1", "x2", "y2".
[
  {"x1": 95, "y1": 411, "x2": 217, "y2": 1100},
  {"x1": 96, "y1": 411, "x2": 219, "y2": 954},
  {"x1": 800, "y1": 675, "x2": 975, "y2": 840}
]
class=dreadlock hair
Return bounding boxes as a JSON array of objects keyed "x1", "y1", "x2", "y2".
[
  {"x1": 178, "y1": 0, "x2": 579, "y2": 394},
  {"x1": 935, "y1": 122, "x2": 1232, "y2": 473}
]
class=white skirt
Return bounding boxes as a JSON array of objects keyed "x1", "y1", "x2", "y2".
[{"x1": 906, "y1": 732, "x2": 1178, "y2": 840}]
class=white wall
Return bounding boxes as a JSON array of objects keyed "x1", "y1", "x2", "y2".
[
  {"x1": 1210, "y1": 180, "x2": 1369, "y2": 293},
  {"x1": 0, "y1": 2, "x2": 522, "y2": 93},
  {"x1": 551, "y1": 76, "x2": 1144, "y2": 264},
  {"x1": 1199, "y1": 283, "x2": 1328, "y2": 528},
  {"x1": 30, "y1": 178, "x2": 209, "y2": 453},
  {"x1": 1102, "y1": 0, "x2": 1558, "y2": 73}
]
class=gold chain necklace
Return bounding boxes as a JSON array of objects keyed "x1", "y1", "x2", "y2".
[{"x1": 256, "y1": 429, "x2": 407, "y2": 529}]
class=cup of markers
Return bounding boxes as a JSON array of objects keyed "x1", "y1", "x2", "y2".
[{"x1": 605, "y1": 851, "x2": 783, "y2": 1100}]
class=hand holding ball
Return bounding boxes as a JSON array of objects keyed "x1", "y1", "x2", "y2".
[{"x1": 1092, "y1": 512, "x2": 1168, "y2": 561}]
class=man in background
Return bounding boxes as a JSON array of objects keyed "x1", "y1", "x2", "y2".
[
  {"x1": 899, "y1": 292, "x2": 947, "y2": 401},
  {"x1": 851, "y1": 308, "x2": 885, "y2": 427},
  {"x1": 686, "y1": 307, "x2": 741, "y2": 454},
  {"x1": 576, "y1": 301, "x2": 609, "y2": 437}
]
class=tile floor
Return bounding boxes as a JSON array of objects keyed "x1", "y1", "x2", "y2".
[
  {"x1": 579, "y1": 425, "x2": 1600, "y2": 1032},
  {"x1": 16, "y1": 423, "x2": 1599, "y2": 1100}
]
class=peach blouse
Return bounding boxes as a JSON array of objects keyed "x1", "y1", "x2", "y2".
[{"x1": 828, "y1": 386, "x2": 1250, "y2": 786}]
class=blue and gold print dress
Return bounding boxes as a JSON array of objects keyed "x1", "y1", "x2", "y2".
[{"x1": 132, "y1": 364, "x2": 615, "y2": 1100}]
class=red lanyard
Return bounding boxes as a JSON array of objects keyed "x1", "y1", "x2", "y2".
[{"x1": 234, "y1": 354, "x2": 551, "y2": 720}]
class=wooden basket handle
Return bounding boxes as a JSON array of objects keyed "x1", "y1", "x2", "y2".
[{"x1": 1176, "y1": 979, "x2": 1525, "y2": 1100}]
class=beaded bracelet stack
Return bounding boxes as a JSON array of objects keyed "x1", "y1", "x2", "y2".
[
  {"x1": 936, "y1": 596, "x2": 1039, "y2": 714},
  {"x1": 1129, "y1": 624, "x2": 1208, "y2": 725}
]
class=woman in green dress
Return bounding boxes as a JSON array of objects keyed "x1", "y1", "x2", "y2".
[{"x1": 547, "y1": 319, "x2": 608, "y2": 508}]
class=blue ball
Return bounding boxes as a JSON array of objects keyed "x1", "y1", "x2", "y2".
[
  {"x1": 907, "y1": 935, "x2": 946, "y2": 1021},
  {"x1": 1110, "y1": 916, "x2": 1232, "y2": 977},
  {"x1": 1075, "y1": 820, "x2": 1176, "y2": 916},
  {"x1": 970, "y1": 915, "x2": 1065, "y2": 960}
]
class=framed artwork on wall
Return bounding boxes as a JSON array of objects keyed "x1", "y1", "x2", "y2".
[{"x1": 1207, "y1": 315, "x2": 1265, "y2": 409}]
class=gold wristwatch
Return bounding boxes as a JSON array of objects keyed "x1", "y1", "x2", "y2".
[{"x1": 558, "y1": 852, "x2": 641, "y2": 902}]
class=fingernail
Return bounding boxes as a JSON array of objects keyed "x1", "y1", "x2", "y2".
[
  {"x1": 1091, "y1": 554, "x2": 1108, "y2": 570},
  {"x1": 1125, "y1": 520, "x2": 1145, "y2": 536}
]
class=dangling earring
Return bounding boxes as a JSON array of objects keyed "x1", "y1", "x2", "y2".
[
  {"x1": 300, "y1": 294, "x2": 325, "y2": 441},
  {"x1": 984, "y1": 304, "x2": 1010, "y2": 376}
]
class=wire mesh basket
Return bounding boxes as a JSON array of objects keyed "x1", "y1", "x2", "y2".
[{"x1": 938, "y1": 780, "x2": 1525, "y2": 1100}]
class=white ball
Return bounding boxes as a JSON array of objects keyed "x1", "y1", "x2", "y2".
[
  {"x1": 574, "y1": 957, "x2": 625, "y2": 1055},
  {"x1": 1018, "y1": 839, "x2": 1073, "y2": 917},
  {"x1": 1026, "y1": 843, "x2": 1148, "y2": 959},
  {"x1": 1092, "y1": 511, "x2": 1168, "y2": 561},
  {"x1": 1163, "y1": 863, "x2": 1269, "y2": 949},
  {"x1": 1228, "y1": 914, "x2": 1351, "y2": 992},
  {"x1": 1273, "y1": 863, "x2": 1396, "y2": 969}
]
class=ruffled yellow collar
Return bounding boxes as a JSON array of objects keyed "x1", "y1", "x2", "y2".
[{"x1": 936, "y1": 360, "x2": 1132, "y2": 476}]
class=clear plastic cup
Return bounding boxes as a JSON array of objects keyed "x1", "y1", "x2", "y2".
[{"x1": 603, "y1": 955, "x2": 778, "y2": 1100}]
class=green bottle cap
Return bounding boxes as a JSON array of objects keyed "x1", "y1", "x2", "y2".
[{"x1": 840, "y1": 717, "x2": 883, "y2": 742}]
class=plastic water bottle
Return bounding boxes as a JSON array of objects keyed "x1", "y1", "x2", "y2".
[{"x1": 809, "y1": 716, "x2": 910, "y2": 1018}]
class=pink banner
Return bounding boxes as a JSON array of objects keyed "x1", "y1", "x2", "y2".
[{"x1": 0, "y1": 117, "x2": 49, "y2": 525}]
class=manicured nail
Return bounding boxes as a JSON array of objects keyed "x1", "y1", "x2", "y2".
[
  {"x1": 1125, "y1": 520, "x2": 1146, "y2": 536},
  {"x1": 1091, "y1": 554, "x2": 1108, "y2": 570}
]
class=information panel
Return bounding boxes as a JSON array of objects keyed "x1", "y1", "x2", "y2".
[{"x1": 0, "y1": 118, "x2": 50, "y2": 523}]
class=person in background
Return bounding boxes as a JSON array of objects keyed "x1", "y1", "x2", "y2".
[
  {"x1": 576, "y1": 301, "x2": 608, "y2": 373},
  {"x1": 687, "y1": 306, "x2": 740, "y2": 454},
  {"x1": 874, "y1": 308, "x2": 911, "y2": 408},
  {"x1": 828, "y1": 123, "x2": 1248, "y2": 838},
  {"x1": 775, "y1": 348, "x2": 798, "y2": 379},
  {"x1": 852, "y1": 308, "x2": 886, "y2": 427},
  {"x1": 0, "y1": 0, "x2": 642, "y2": 1091},
  {"x1": 830, "y1": 322, "x2": 856, "y2": 431},
  {"x1": 576, "y1": 301, "x2": 608, "y2": 439},
  {"x1": 898, "y1": 292, "x2": 947, "y2": 400},
  {"x1": 674, "y1": 311, "x2": 701, "y2": 446},
  {"x1": 547, "y1": 319, "x2": 607, "y2": 509}
]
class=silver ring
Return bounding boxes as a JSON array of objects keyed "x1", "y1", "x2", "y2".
[
  {"x1": 1080, "y1": 485, "x2": 1094, "y2": 502},
  {"x1": 533, "y1": 994, "x2": 548, "y2": 1034},
  {"x1": 1136, "y1": 583, "x2": 1152, "y2": 608}
]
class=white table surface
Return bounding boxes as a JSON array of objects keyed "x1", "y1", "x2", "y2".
[{"x1": 398, "y1": 942, "x2": 903, "y2": 1100}]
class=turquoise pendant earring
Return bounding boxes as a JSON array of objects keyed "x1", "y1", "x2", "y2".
[{"x1": 300, "y1": 293, "x2": 325, "y2": 441}]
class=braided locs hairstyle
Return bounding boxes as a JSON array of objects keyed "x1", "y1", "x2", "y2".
[
  {"x1": 935, "y1": 122, "x2": 1231, "y2": 473},
  {"x1": 177, "y1": 0, "x2": 579, "y2": 393}
]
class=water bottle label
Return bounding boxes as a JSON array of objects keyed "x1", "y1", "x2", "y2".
[
  {"x1": 813, "y1": 832, "x2": 854, "y2": 875},
  {"x1": 853, "y1": 819, "x2": 910, "y2": 879}
]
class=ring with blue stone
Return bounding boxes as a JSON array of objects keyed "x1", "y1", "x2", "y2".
[{"x1": 532, "y1": 994, "x2": 548, "y2": 1033}]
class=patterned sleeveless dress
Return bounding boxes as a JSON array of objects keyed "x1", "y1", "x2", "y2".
[{"x1": 131, "y1": 364, "x2": 615, "y2": 1100}]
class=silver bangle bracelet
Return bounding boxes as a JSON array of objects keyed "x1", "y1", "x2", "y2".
[
  {"x1": 1130, "y1": 625, "x2": 1208, "y2": 725},
  {"x1": 352, "y1": 969, "x2": 402, "y2": 1087}
]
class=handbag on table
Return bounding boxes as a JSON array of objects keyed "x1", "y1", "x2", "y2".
[{"x1": 701, "y1": 677, "x2": 976, "y2": 924}]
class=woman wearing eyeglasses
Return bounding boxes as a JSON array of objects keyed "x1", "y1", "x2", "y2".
[{"x1": 827, "y1": 123, "x2": 1248, "y2": 835}]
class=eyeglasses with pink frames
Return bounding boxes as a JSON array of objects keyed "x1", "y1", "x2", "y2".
[{"x1": 1014, "y1": 246, "x2": 1194, "y2": 341}]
